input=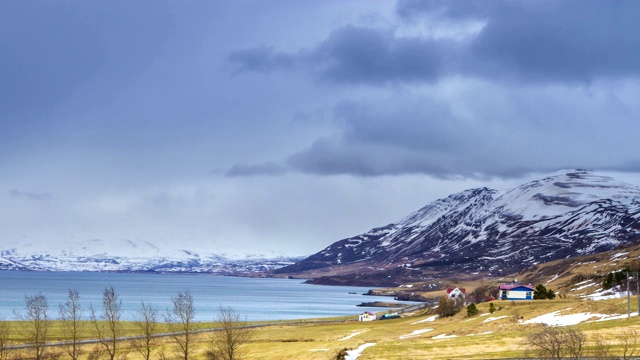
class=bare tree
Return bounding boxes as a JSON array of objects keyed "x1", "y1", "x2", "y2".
[
  {"x1": 436, "y1": 294, "x2": 464, "y2": 317},
  {"x1": 15, "y1": 293, "x2": 50, "y2": 360},
  {"x1": 0, "y1": 317, "x2": 12, "y2": 360},
  {"x1": 617, "y1": 328, "x2": 640, "y2": 360},
  {"x1": 591, "y1": 332, "x2": 612, "y2": 360},
  {"x1": 469, "y1": 284, "x2": 499, "y2": 303},
  {"x1": 91, "y1": 286, "x2": 126, "y2": 360},
  {"x1": 564, "y1": 326, "x2": 586, "y2": 360},
  {"x1": 209, "y1": 306, "x2": 252, "y2": 360},
  {"x1": 525, "y1": 326, "x2": 585, "y2": 360},
  {"x1": 168, "y1": 290, "x2": 196, "y2": 360},
  {"x1": 526, "y1": 326, "x2": 562, "y2": 359},
  {"x1": 60, "y1": 288, "x2": 84, "y2": 360},
  {"x1": 133, "y1": 301, "x2": 159, "y2": 360}
]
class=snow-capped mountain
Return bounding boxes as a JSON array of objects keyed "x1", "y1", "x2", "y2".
[
  {"x1": 277, "y1": 170, "x2": 640, "y2": 280},
  {"x1": 0, "y1": 238, "x2": 299, "y2": 273}
]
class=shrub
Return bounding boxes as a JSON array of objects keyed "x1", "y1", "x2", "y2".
[
  {"x1": 489, "y1": 302, "x2": 496, "y2": 314},
  {"x1": 334, "y1": 348, "x2": 348, "y2": 360}
]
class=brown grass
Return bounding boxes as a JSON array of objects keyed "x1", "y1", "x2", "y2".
[{"x1": 5, "y1": 296, "x2": 640, "y2": 359}]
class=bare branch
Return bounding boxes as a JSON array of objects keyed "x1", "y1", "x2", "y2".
[
  {"x1": 132, "y1": 301, "x2": 159, "y2": 360},
  {"x1": 60, "y1": 288, "x2": 84, "y2": 360},
  {"x1": 209, "y1": 306, "x2": 252, "y2": 360},
  {"x1": 617, "y1": 328, "x2": 640, "y2": 360},
  {"x1": 168, "y1": 290, "x2": 196, "y2": 360},
  {"x1": 15, "y1": 293, "x2": 50, "y2": 360},
  {"x1": 91, "y1": 286, "x2": 123, "y2": 360}
]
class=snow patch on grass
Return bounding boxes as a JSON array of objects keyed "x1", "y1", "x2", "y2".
[
  {"x1": 521, "y1": 310, "x2": 638, "y2": 326},
  {"x1": 432, "y1": 334, "x2": 459, "y2": 339},
  {"x1": 399, "y1": 328, "x2": 433, "y2": 340},
  {"x1": 340, "y1": 331, "x2": 362, "y2": 341},
  {"x1": 345, "y1": 343, "x2": 375, "y2": 360},
  {"x1": 467, "y1": 331, "x2": 493, "y2": 336},
  {"x1": 583, "y1": 288, "x2": 629, "y2": 301},
  {"x1": 594, "y1": 313, "x2": 639, "y2": 322},
  {"x1": 411, "y1": 315, "x2": 438, "y2": 324},
  {"x1": 571, "y1": 281, "x2": 597, "y2": 291},
  {"x1": 483, "y1": 315, "x2": 508, "y2": 323}
]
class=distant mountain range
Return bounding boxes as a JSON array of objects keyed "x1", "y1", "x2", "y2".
[
  {"x1": 275, "y1": 170, "x2": 640, "y2": 286},
  {"x1": 0, "y1": 238, "x2": 300, "y2": 273}
]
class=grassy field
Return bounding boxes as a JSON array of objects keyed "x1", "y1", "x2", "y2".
[{"x1": 5, "y1": 295, "x2": 640, "y2": 359}]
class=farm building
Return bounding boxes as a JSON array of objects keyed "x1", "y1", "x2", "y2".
[
  {"x1": 498, "y1": 284, "x2": 534, "y2": 300},
  {"x1": 358, "y1": 311, "x2": 376, "y2": 321}
]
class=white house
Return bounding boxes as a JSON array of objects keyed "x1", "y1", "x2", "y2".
[
  {"x1": 358, "y1": 311, "x2": 376, "y2": 321},
  {"x1": 498, "y1": 284, "x2": 534, "y2": 300},
  {"x1": 447, "y1": 287, "x2": 466, "y2": 305}
]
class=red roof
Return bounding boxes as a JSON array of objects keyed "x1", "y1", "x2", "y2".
[{"x1": 446, "y1": 287, "x2": 466, "y2": 294}]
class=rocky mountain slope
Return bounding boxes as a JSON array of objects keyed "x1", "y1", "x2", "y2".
[{"x1": 275, "y1": 170, "x2": 640, "y2": 285}]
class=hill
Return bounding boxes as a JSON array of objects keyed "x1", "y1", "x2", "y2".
[{"x1": 275, "y1": 169, "x2": 640, "y2": 286}]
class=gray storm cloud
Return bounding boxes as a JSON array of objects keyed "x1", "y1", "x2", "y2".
[{"x1": 226, "y1": 0, "x2": 640, "y2": 179}]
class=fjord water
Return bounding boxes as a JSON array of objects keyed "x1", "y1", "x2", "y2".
[{"x1": 0, "y1": 271, "x2": 404, "y2": 321}]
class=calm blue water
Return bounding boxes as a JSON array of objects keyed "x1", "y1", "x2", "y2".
[{"x1": 0, "y1": 271, "x2": 408, "y2": 321}]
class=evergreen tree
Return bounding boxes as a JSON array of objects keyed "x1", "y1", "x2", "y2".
[
  {"x1": 466, "y1": 303, "x2": 479, "y2": 317},
  {"x1": 603, "y1": 268, "x2": 631, "y2": 290},
  {"x1": 603, "y1": 273, "x2": 614, "y2": 289},
  {"x1": 489, "y1": 302, "x2": 496, "y2": 314},
  {"x1": 533, "y1": 284, "x2": 548, "y2": 300},
  {"x1": 615, "y1": 269, "x2": 628, "y2": 284},
  {"x1": 546, "y1": 288, "x2": 556, "y2": 299},
  {"x1": 534, "y1": 284, "x2": 555, "y2": 300}
]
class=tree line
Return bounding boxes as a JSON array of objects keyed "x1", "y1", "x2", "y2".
[{"x1": 0, "y1": 287, "x2": 252, "y2": 360}]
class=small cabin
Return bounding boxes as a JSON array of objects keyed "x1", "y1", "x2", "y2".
[
  {"x1": 447, "y1": 287, "x2": 466, "y2": 298},
  {"x1": 498, "y1": 284, "x2": 534, "y2": 300},
  {"x1": 358, "y1": 311, "x2": 376, "y2": 321}
]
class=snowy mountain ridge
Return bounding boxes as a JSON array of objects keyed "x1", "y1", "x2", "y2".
[
  {"x1": 277, "y1": 170, "x2": 640, "y2": 281},
  {"x1": 0, "y1": 237, "x2": 299, "y2": 273}
]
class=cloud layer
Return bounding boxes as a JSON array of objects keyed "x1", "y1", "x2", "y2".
[{"x1": 226, "y1": 0, "x2": 640, "y2": 178}]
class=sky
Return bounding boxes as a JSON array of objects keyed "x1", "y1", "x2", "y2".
[{"x1": 2, "y1": 0, "x2": 640, "y2": 258}]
